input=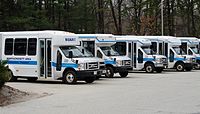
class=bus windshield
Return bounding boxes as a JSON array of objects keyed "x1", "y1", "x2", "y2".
[
  {"x1": 141, "y1": 46, "x2": 156, "y2": 55},
  {"x1": 173, "y1": 47, "x2": 186, "y2": 55},
  {"x1": 191, "y1": 47, "x2": 199, "y2": 54},
  {"x1": 100, "y1": 46, "x2": 120, "y2": 56},
  {"x1": 76, "y1": 46, "x2": 94, "y2": 57},
  {"x1": 60, "y1": 46, "x2": 85, "y2": 58}
]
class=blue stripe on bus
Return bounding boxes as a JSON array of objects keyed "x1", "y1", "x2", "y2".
[
  {"x1": 52, "y1": 62, "x2": 78, "y2": 68},
  {"x1": 143, "y1": 58, "x2": 154, "y2": 61},
  {"x1": 8, "y1": 60, "x2": 37, "y2": 65},
  {"x1": 174, "y1": 58, "x2": 185, "y2": 61},
  {"x1": 104, "y1": 60, "x2": 116, "y2": 65}
]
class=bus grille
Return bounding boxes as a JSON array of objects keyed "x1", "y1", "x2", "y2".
[
  {"x1": 123, "y1": 60, "x2": 131, "y2": 66},
  {"x1": 88, "y1": 62, "x2": 98, "y2": 69}
]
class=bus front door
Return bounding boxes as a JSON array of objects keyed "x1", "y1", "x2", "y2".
[{"x1": 39, "y1": 39, "x2": 52, "y2": 78}]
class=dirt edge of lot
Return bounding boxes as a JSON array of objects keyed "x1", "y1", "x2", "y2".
[{"x1": 0, "y1": 85, "x2": 51, "y2": 106}]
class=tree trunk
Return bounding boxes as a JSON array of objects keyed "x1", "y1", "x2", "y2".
[
  {"x1": 109, "y1": 0, "x2": 119, "y2": 34},
  {"x1": 97, "y1": 0, "x2": 104, "y2": 33}
]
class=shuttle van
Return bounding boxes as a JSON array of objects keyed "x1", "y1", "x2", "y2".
[
  {"x1": 0, "y1": 31, "x2": 100, "y2": 84},
  {"x1": 78, "y1": 34, "x2": 132, "y2": 78},
  {"x1": 75, "y1": 46, "x2": 105, "y2": 79},
  {"x1": 177, "y1": 37, "x2": 200, "y2": 69},
  {"x1": 143, "y1": 36, "x2": 195, "y2": 71},
  {"x1": 114, "y1": 36, "x2": 167, "y2": 73}
]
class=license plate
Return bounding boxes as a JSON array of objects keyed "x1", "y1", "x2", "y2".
[{"x1": 94, "y1": 71, "x2": 97, "y2": 75}]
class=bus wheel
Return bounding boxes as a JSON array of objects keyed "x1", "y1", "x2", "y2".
[
  {"x1": 85, "y1": 77, "x2": 95, "y2": 83},
  {"x1": 27, "y1": 77, "x2": 38, "y2": 82},
  {"x1": 119, "y1": 71, "x2": 128, "y2": 77},
  {"x1": 156, "y1": 68, "x2": 163, "y2": 73},
  {"x1": 145, "y1": 63, "x2": 155, "y2": 73},
  {"x1": 176, "y1": 63, "x2": 184, "y2": 71},
  {"x1": 194, "y1": 64, "x2": 200, "y2": 70},
  {"x1": 105, "y1": 66, "x2": 114, "y2": 78},
  {"x1": 63, "y1": 71, "x2": 77, "y2": 84}
]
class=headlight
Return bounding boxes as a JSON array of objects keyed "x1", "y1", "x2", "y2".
[
  {"x1": 155, "y1": 58, "x2": 162, "y2": 63},
  {"x1": 116, "y1": 60, "x2": 123, "y2": 65},
  {"x1": 185, "y1": 58, "x2": 193, "y2": 63}
]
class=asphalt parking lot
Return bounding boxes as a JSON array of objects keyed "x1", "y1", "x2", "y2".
[{"x1": 1, "y1": 70, "x2": 200, "y2": 114}]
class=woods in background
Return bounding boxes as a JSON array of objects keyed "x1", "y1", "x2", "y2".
[{"x1": 0, "y1": 0, "x2": 200, "y2": 37}]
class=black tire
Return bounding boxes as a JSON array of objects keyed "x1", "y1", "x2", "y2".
[
  {"x1": 27, "y1": 77, "x2": 38, "y2": 82},
  {"x1": 145, "y1": 63, "x2": 155, "y2": 73},
  {"x1": 63, "y1": 71, "x2": 77, "y2": 84},
  {"x1": 119, "y1": 71, "x2": 128, "y2": 77},
  {"x1": 105, "y1": 66, "x2": 114, "y2": 78},
  {"x1": 194, "y1": 64, "x2": 200, "y2": 70},
  {"x1": 176, "y1": 63, "x2": 184, "y2": 71},
  {"x1": 185, "y1": 67, "x2": 193, "y2": 71},
  {"x1": 85, "y1": 78, "x2": 95, "y2": 83},
  {"x1": 156, "y1": 68, "x2": 163, "y2": 73}
]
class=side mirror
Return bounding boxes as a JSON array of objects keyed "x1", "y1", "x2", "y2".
[
  {"x1": 107, "y1": 50, "x2": 111, "y2": 56},
  {"x1": 82, "y1": 49, "x2": 85, "y2": 54},
  {"x1": 69, "y1": 51, "x2": 73, "y2": 58}
]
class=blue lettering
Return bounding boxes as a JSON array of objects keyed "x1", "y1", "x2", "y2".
[{"x1": 65, "y1": 38, "x2": 76, "y2": 41}]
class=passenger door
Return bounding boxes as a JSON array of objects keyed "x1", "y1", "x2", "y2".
[
  {"x1": 168, "y1": 49, "x2": 175, "y2": 68},
  {"x1": 39, "y1": 39, "x2": 52, "y2": 78}
]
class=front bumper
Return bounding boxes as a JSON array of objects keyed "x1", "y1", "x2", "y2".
[
  {"x1": 154, "y1": 63, "x2": 168, "y2": 68},
  {"x1": 184, "y1": 63, "x2": 194, "y2": 69},
  {"x1": 114, "y1": 66, "x2": 133, "y2": 73},
  {"x1": 76, "y1": 70, "x2": 98, "y2": 80}
]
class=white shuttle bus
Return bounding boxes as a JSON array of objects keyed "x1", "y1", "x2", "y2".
[
  {"x1": 0, "y1": 31, "x2": 99, "y2": 84},
  {"x1": 143, "y1": 36, "x2": 195, "y2": 71},
  {"x1": 78, "y1": 34, "x2": 132, "y2": 78},
  {"x1": 75, "y1": 46, "x2": 105, "y2": 79},
  {"x1": 177, "y1": 37, "x2": 200, "y2": 69},
  {"x1": 114, "y1": 36, "x2": 167, "y2": 73}
]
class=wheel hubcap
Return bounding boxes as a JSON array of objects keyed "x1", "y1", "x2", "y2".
[
  {"x1": 146, "y1": 66, "x2": 152, "y2": 72},
  {"x1": 106, "y1": 69, "x2": 111, "y2": 76},
  {"x1": 177, "y1": 65, "x2": 183, "y2": 70},
  {"x1": 66, "y1": 73, "x2": 74, "y2": 83}
]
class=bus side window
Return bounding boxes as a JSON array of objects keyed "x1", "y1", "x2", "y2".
[
  {"x1": 138, "y1": 49, "x2": 143, "y2": 63},
  {"x1": 114, "y1": 42, "x2": 126, "y2": 55},
  {"x1": 128, "y1": 43, "x2": 131, "y2": 57},
  {"x1": 97, "y1": 50, "x2": 103, "y2": 58},
  {"x1": 169, "y1": 49, "x2": 174, "y2": 62},
  {"x1": 5, "y1": 38, "x2": 14, "y2": 55},
  {"x1": 152, "y1": 42, "x2": 157, "y2": 53},
  {"x1": 56, "y1": 51, "x2": 62, "y2": 71},
  {"x1": 159, "y1": 43, "x2": 163, "y2": 55},
  {"x1": 28, "y1": 38, "x2": 37, "y2": 55},
  {"x1": 14, "y1": 38, "x2": 27, "y2": 55}
]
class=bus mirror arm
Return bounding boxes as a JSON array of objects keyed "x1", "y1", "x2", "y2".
[{"x1": 75, "y1": 60, "x2": 78, "y2": 64}]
